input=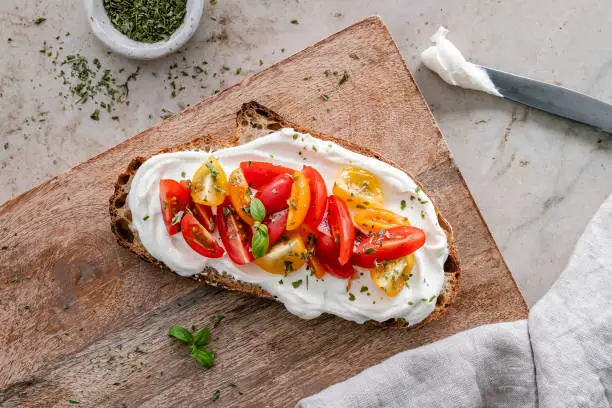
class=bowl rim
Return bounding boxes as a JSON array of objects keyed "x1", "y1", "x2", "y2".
[{"x1": 84, "y1": 0, "x2": 204, "y2": 60}]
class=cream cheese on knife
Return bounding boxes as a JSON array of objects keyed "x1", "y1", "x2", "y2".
[{"x1": 421, "y1": 26, "x2": 502, "y2": 96}]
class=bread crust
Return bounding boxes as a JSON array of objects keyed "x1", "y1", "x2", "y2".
[{"x1": 109, "y1": 101, "x2": 460, "y2": 328}]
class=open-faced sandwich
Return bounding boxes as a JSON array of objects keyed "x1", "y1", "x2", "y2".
[{"x1": 110, "y1": 102, "x2": 459, "y2": 328}]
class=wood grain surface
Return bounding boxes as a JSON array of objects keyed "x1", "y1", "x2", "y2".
[{"x1": 0, "y1": 17, "x2": 528, "y2": 407}]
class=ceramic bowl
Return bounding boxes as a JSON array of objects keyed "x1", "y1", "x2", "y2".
[{"x1": 84, "y1": 0, "x2": 204, "y2": 60}]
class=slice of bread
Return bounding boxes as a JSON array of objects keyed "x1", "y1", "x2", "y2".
[{"x1": 109, "y1": 102, "x2": 460, "y2": 328}]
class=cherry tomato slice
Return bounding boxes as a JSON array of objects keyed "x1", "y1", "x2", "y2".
[
  {"x1": 332, "y1": 165, "x2": 384, "y2": 210},
  {"x1": 317, "y1": 211, "x2": 331, "y2": 235},
  {"x1": 191, "y1": 156, "x2": 228, "y2": 206},
  {"x1": 354, "y1": 208, "x2": 410, "y2": 233},
  {"x1": 314, "y1": 230, "x2": 355, "y2": 279},
  {"x1": 228, "y1": 168, "x2": 255, "y2": 225},
  {"x1": 192, "y1": 203, "x2": 215, "y2": 233},
  {"x1": 254, "y1": 233, "x2": 307, "y2": 275},
  {"x1": 302, "y1": 166, "x2": 327, "y2": 228},
  {"x1": 181, "y1": 212, "x2": 225, "y2": 258},
  {"x1": 308, "y1": 255, "x2": 327, "y2": 279},
  {"x1": 160, "y1": 179, "x2": 190, "y2": 235},
  {"x1": 370, "y1": 254, "x2": 415, "y2": 297},
  {"x1": 255, "y1": 173, "x2": 293, "y2": 213},
  {"x1": 352, "y1": 226, "x2": 426, "y2": 268},
  {"x1": 216, "y1": 200, "x2": 253, "y2": 265},
  {"x1": 240, "y1": 161, "x2": 294, "y2": 189},
  {"x1": 286, "y1": 170, "x2": 311, "y2": 231},
  {"x1": 179, "y1": 179, "x2": 191, "y2": 192},
  {"x1": 265, "y1": 209, "x2": 289, "y2": 246},
  {"x1": 327, "y1": 196, "x2": 356, "y2": 265}
]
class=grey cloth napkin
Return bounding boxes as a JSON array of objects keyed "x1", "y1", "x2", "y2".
[{"x1": 298, "y1": 195, "x2": 612, "y2": 408}]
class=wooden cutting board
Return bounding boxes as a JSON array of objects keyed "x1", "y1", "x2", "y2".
[{"x1": 0, "y1": 17, "x2": 527, "y2": 407}]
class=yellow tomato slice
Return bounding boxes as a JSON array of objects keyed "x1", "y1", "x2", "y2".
[
  {"x1": 228, "y1": 168, "x2": 255, "y2": 225},
  {"x1": 286, "y1": 171, "x2": 311, "y2": 231},
  {"x1": 191, "y1": 156, "x2": 228, "y2": 206},
  {"x1": 254, "y1": 233, "x2": 307, "y2": 275},
  {"x1": 354, "y1": 208, "x2": 410, "y2": 233},
  {"x1": 332, "y1": 166, "x2": 384, "y2": 210},
  {"x1": 370, "y1": 254, "x2": 415, "y2": 297}
]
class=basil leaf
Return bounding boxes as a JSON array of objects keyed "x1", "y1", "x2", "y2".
[
  {"x1": 192, "y1": 328, "x2": 211, "y2": 347},
  {"x1": 252, "y1": 227, "x2": 269, "y2": 258},
  {"x1": 168, "y1": 325, "x2": 193, "y2": 343},
  {"x1": 249, "y1": 198, "x2": 266, "y2": 222},
  {"x1": 190, "y1": 348, "x2": 216, "y2": 368}
]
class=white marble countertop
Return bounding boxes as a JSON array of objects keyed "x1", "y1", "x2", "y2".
[{"x1": 3, "y1": 1, "x2": 612, "y2": 306}]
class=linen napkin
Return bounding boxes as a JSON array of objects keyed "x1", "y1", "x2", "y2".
[{"x1": 298, "y1": 194, "x2": 612, "y2": 408}]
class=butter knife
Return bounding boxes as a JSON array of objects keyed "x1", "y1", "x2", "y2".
[{"x1": 480, "y1": 66, "x2": 612, "y2": 134}]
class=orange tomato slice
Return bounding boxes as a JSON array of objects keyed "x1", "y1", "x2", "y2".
[
  {"x1": 286, "y1": 170, "x2": 311, "y2": 231},
  {"x1": 228, "y1": 168, "x2": 255, "y2": 225}
]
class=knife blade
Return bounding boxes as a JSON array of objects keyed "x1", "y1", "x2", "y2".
[{"x1": 479, "y1": 66, "x2": 612, "y2": 134}]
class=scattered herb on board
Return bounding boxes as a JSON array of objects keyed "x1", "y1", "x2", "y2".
[
  {"x1": 168, "y1": 325, "x2": 216, "y2": 368},
  {"x1": 348, "y1": 293, "x2": 356, "y2": 301},
  {"x1": 400, "y1": 200, "x2": 407, "y2": 211},
  {"x1": 321, "y1": 94, "x2": 329, "y2": 101},
  {"x1": 292, "y1": 279, "x2": 303, "y2": 288},
  {"x1": 103, "y1": 0, "x2": 187, "y2": 43},
  {"x1": 160, "y1": 108, "x2": 176, "y2": 119},
  {"x1": 90, "y1": 109, "x2": 100, "y2": 121},
  {"x1": 33, "y1": 16, "x2": 47, "y2": 25},
  {"x1": 230, "y1": 383, "x2": 243, "y2": 395},
  {"x1": 360, "y1": 286, "x2": 368, "y2": 293},
  {"x1": 68, "y1": 400, "x2": 80, "y2": 405},
  {"x1": 338, "y1": 70, "x2": 349, "y2": 85},
  {"x1": 291, "y1": 19, "x2": 299, "y2": 24},
  {"x1": 212, "y1": 390, "x2": 221, "y2": 401}
]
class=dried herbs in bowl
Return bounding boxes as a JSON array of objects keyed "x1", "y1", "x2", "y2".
[{"x1": 103, "y1": 0, "x2": 187, "y2": 43}]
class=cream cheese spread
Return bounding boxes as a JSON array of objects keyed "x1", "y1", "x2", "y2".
[{"x1": 128, "y1": 129, "x2": 449, "y2": 325}]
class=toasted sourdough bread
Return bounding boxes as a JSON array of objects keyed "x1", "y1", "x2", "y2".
[{"x1": 110, "y1": 101, "x2": 460, "y2": 328}]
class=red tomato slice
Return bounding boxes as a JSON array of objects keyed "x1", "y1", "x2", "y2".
[
  {"x1": 317, "y1": 211, "x2": 331, "y2": 235},
  {"x1": 265, "y1": 209, "x2": 289, "y2": 246},
  {"x1": 352, "y1": 226, "x2": 426, "y2": 268},
  {"x1": 314, "y1": 230, "x2": 355, "y2": 279},
  {"x1": 302, "y1": 166, "x2": 327, "y2": 228},
  {"x1": 321, "y1": 259, "x2": 355, "y2": 279},
  {"x1": 160, "y1": 179, "x2": 190, "y2": 235},
  {"x1": 192, "y1": 203, "x2": 215, "y2": 233},
  {"x1": 181, "y1": 212, "x2": 225, "y2": 258},
  {"x1": 240, "y1": 161, "x2": 294, "y2": 189},
  {"x1": 327, "y1": 196, "x2": 356, "y2": 266},
  {"x1": 216, "y1": 200, "x2": 253, "y2": 265},
  {"x1": 179, "y1": 180, "x2": 191, "y2": 192},
  {"x1": 255, "y1": 173, "x2": 293, "y2": 213}
]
